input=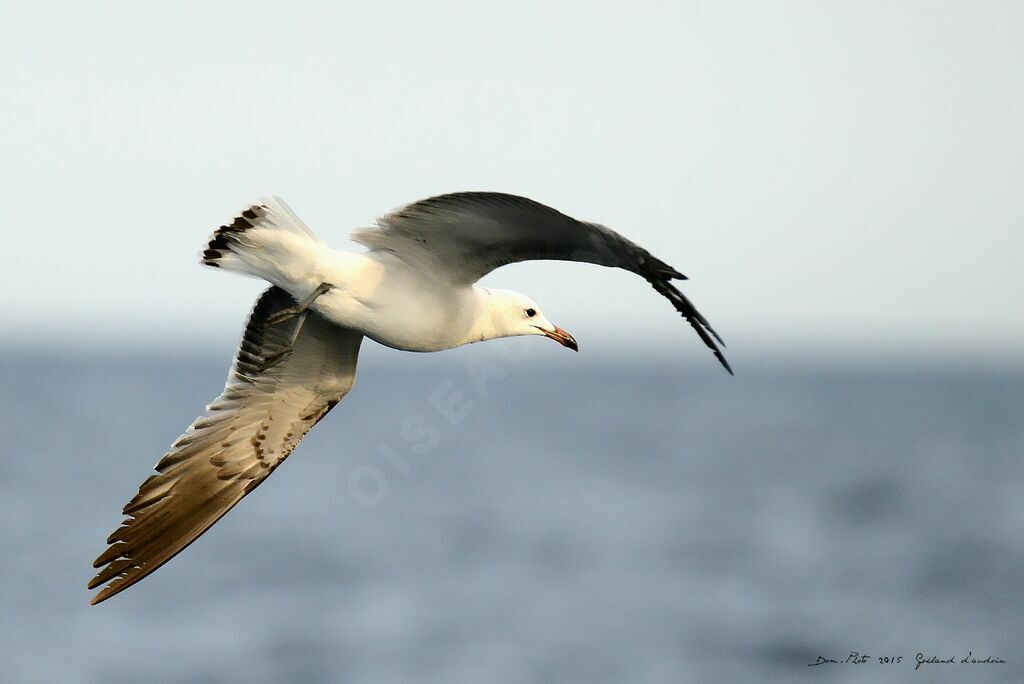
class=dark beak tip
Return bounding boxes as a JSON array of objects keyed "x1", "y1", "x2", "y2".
[
  {"x1": 540, "y1": 325, "x2": 578, "y2": 352},
  {"x1": 554, "y1": 325, "x2": 577, "y2": 352}
]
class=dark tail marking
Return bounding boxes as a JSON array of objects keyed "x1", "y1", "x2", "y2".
[{"x1": 202, "y1": 205, "x2": 267, "y2": 267}]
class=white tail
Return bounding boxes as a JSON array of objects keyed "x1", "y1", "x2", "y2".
[{"x1": 202, "y1": 196, "x2": 325, "y2": 283}]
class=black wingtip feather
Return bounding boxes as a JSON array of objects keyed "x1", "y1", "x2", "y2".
[
  {"x1": 647, "y1": 277, "x2": 732, "y2": 375},
  {"x1": 672, "y1": 288, "x2": 726, "y2": 348}
]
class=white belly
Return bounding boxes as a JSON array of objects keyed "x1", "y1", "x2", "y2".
[{"x1": 309, "y1": 250, "x2": 476, "y2": 352}]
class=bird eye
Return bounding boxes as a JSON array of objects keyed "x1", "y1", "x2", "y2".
[{"x1": 525, "y1": 308, "x2": 536, "y2": 318}]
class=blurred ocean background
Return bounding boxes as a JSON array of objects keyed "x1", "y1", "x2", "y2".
[
  {"x1": 1, "y1": 343, "x2": 1020, "y2": 683},
  {"x1": 2, "y1": 3, "x2": 1022, "y2": 682}
]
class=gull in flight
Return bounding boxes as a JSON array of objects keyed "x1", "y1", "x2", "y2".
[{"x1": 89, "y1": 192, "x2": 731, "y2": 604}]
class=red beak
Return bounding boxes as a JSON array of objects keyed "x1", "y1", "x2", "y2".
[{"x1": 537, "y1": 325, "x2": 578, "y2": 351}]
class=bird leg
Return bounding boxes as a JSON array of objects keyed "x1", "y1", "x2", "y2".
[
  {"x1": 265, "y1": 282, "x2": 334, "y2": 327},
  {"x1": 259, "y1": 283, "x2": 334, "y2": 371}
]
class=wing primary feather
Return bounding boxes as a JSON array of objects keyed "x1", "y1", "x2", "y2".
[
  {"x1": 648, "y1": 277, "x2": 733, "y2": 375},
  {"x1": 88, "y1": 286, "x2": 363, "y2": 605}
]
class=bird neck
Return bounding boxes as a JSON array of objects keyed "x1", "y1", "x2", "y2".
[{"x1": 457, "y1": 288, "x2": 510, "y2": 347}]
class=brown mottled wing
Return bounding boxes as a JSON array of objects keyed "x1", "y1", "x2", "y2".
[
  {"x1": 352, "y1": 192, "x2": 731, "y2": 373},
  {"x1": 88, "y1": 286, "x2": 363, "y2": 604}
]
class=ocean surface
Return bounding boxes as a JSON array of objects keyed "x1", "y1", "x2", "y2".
[{"x1": 1, "y1": 345, "x2": 1021, "y2": 683}]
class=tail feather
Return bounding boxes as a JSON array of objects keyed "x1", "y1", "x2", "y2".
[{"x1": 201, "y1": 196, "x2": 323, "y2": 280}]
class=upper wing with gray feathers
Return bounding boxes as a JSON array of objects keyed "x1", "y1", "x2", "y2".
[
  {"x1": 88, "y1": 286, "x2": 363, "y2": 604},
  {"x1": 352, "y1": 192, "x2": 731, "y2": 373}
]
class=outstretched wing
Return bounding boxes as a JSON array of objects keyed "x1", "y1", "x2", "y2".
[
  {"x1": 352, "y1": 192, "x2": 731, "y2": 373},
  {"x1": 88, "y1": 287, "x2": 363, "y2": 604}
]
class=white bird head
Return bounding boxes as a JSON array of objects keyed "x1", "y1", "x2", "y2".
[{"x1": 484, "y1": 289, "x2": 578, "y2": 351}]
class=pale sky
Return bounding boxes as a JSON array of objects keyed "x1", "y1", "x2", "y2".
[{"x1": 1, "y1": 1, "x2": 1020, "y2": 365}]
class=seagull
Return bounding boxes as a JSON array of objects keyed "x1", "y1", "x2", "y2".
[{"x1": 88, "y1": 192, "x2": 731, "y2": 604}]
